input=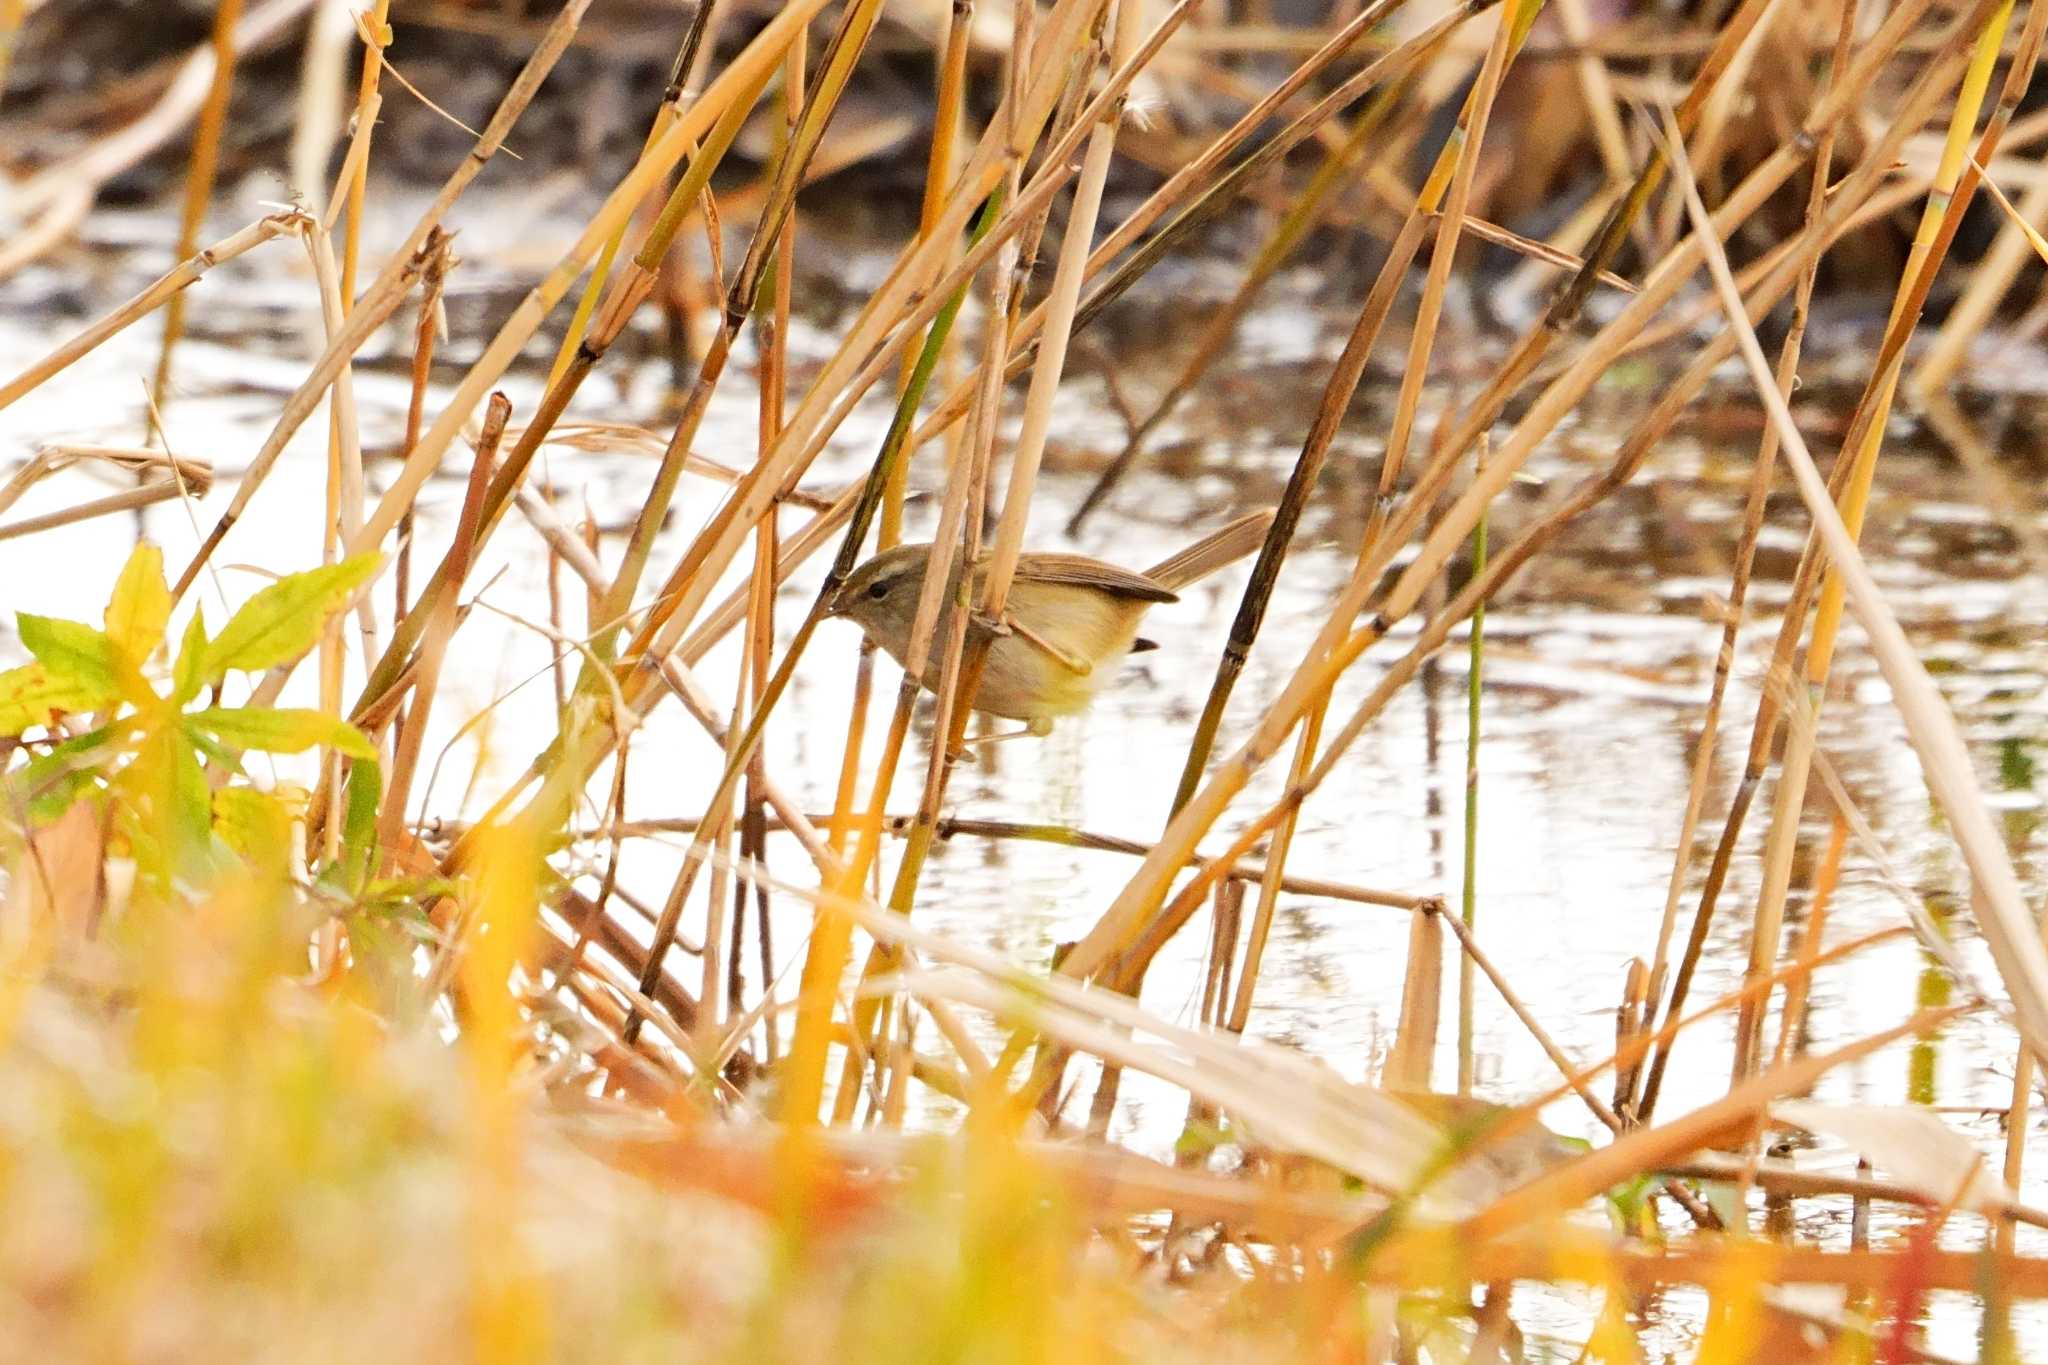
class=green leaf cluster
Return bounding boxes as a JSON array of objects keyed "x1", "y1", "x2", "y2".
[{"x1": 1, "y1": 545, "x2": 382, "y2": 889}]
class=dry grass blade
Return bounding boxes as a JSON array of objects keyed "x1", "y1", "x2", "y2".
[{"x1": 1966, "y1": 153, "x2": 2048, "y2": 264}]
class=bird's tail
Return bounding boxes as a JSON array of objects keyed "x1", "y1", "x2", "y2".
[{"x1": 1142, "y1": 509, "x2": 1277, "y2": 592}]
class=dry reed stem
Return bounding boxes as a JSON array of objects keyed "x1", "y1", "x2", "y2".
[
  {"x1": 903, "y1": 0, "x2": 1157, "y2": 1129},
  {"x1": 1665, "y1": 97, "x2": 2048, "y2": 1089},
  {"x1": 784, "y1": 0, "x2": 1136, "y2": 1133},
  {"x1": 1640, "y1": 0, "x2": 2048, "y2": 1115},
  {"x1": 1054, "y1": 0, "x2": 1957, "y2": 993},
  {"x1": 1915, "y1": 159, "x2": 2048, "y2": 393},
  {"x1": 0, "y1": 445, "x2": 212, "y2": 520},
  {"x1": 375, "y1": 394, "x2": 509, "y2": 874},
  {"x1": 1385, "y1": 907, "x2": 1442, "y2": 1091},
  {"x1": 1732, "y1": 0, "x2": 2019, "y2": 1083},
  {"x1": 335, "y1": 0, "x2": 392, "y2": 294},
  {"x1": 348, "y1": 0, "x2": 818, "y2": 560},
  {"x1": 393, "y1": 232, "x2": 452, "y2": 620},
  {"x1": 170, "y1": 235, "x2": 429, "y2": 599},
  {"x1": 737, "y1": 17, "x2": 807, "y2": 1071},
  {"x1": 0, "y1": 211, "x2": 308, "y2": 414},
  {"x1": 1642, "y1": 0, "x2": 1858, "y2": 1056},
  {"x1": 592, "y1": 0, "x2": 1121, "y2": 1046},
  {"x1": 0, "y1": 481, "x2": 195, "y2": 541},
  {"x1": 146, "y1": 0, "x2": 246, "y2": 422}
]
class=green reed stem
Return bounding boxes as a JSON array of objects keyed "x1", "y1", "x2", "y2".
[{"x1": 1457, "y1": 470, "x2": 1487, "y2": 1097}]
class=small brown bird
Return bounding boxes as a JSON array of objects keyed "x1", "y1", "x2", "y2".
[{"x1": 825, "y1": 510, "x2": 1274, "y2": 735}]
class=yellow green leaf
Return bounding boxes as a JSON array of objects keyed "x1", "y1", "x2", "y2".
[
  {"x1": 16, "y1": 614, "x2": 122, "y2": 707},
  {"x1": 171, "y1": 611, "x2": 209, "y2": 704},
  {"x1": 213, "y1": 786, "x2": 294, "y2": 868},
  {"x1": 0, "y1": 662, "x2": 101, "y2": 734},
  {"x1": 197, "y1": 554, "x2": 382, "y2": 685},
  {"x1": 186, "y1": 706, "x2": 376, "y2": 759},
  {"x1": 103, "y1": 543, "x2": 171, "y2": 670}
]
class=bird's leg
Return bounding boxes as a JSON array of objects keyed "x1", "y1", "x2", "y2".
[{"x1": 961, "y1": 714, "x2": 1055, "y2": 746}]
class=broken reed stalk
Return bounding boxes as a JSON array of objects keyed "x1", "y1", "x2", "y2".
[
  {"x1": 0, "y1": 480, "x2": 196, "y2": 541},
  {"x1": 146, "y1": 0, "x2": 246, "y2": 424},
  {"x1": 375, "y1": 395, "x2": 510, "y2": 873},
  {"x1": 393, "y1": 234, "x2": 452, "y2": 623}
]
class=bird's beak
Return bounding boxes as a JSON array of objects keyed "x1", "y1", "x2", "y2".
[{"x1": 821, "y1": 583, "x2": 852, "y2": 618}]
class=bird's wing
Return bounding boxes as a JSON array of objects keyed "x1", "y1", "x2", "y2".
[{"x1": 1005, "y1": 553, "x2": 1179, "y2": 603}]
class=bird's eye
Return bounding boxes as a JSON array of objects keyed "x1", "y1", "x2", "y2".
[{"x1": 867, "y1": 579, "x2": 891, "y2": 600}]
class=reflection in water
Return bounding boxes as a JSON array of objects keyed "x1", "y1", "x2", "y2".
[{"x1": 7, "y1": 202, "x2": 2048, "y2": 1355}]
